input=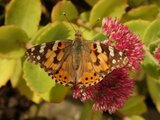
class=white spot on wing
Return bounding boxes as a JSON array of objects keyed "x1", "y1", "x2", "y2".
[
  {"x1": 110, "y1": 52, "x2": 114, "y2": 57},
  {"x1": 108, "y1": 46, "x2": 114, "y2": 57},
  {"x1": 97, "y1": 43, "x2": 102, "y2": 53},
  {"x1": 111, "y1": 67, "x2": 115, "y2": 70},
  {"x1": 37, "y1": 56, "x2": 41, "y2": 60},
  {"x1": 112, "y1": 59, "x2": 116, "y2": 64},
  {"x1": 108, "y1": 46, "x2": 113, "y2": 52},
  {"x1": 40, "y1": 43, "x2": 46, "y2": 53},
  {"x1": 31, "y1": 47, "x2": 35, "y2": 52},
  {"x1": 123, "y1": 57, "x2": 128, "y2": 64},
  {"x1": 116, "y1": 65, "x2": 120, "y2": 68},
  {"x1": 119, "y1": 51, "x2": 123, "y2": 56},
  {"x1": 52, "y1": 41, "x2": 58, "y2": 50},
  {"x1": 42, "y1": 43, "x2": 46, "y2": 46},
  {"x1": 39, "y1": 49, "x2": 44, "y2": 53}
]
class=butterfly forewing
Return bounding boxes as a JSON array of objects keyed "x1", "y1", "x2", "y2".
[
  {"x1": 25, "y1": 40, "x2": 73, "y2": 74},
  {"x1": 82, "y1": 41, "x2": 128, "y2": 84}
]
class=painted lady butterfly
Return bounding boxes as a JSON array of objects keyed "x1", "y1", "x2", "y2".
[{"x1": 25, "y1": 31, "x2": 128, "y2": 87}]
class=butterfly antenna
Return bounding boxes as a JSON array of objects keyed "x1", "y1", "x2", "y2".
[
  {"x1": 62, "y1": 12, "x2": 77, "y2": 33},
  {"x1": 92, "y1": 18, "x2": 101, "y2": 28},
  {"x1": 82, "y1": 18, "x2": 101, "y2": 33}
]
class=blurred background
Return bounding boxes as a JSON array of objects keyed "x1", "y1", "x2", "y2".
[{"x1": 0, "y1": 0, "x2": 160, "y2": 120}]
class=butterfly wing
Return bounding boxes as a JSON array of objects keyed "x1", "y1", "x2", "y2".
[
  {"x1": 76, "y1": 40, "x2": 128, "y2": 86},
  {"x1": 76, "y1": 48, "x2": 105, "y2": 86},
  {"x1": 87, "y1": 41, "x2": 128, "y2": 73},
  {"x1": 50, "y1": 53, "x2": 76, "y2": 86},
  {"x1": 25, "y1": 40, "x2": 76, "y2": 86},
  {"x1": 26, "y1": 39, "x2": 128, "y2": 87}
]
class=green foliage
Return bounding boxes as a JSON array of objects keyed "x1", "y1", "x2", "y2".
[
  {"x1": 90, "y1": 0, "x2": 128, "y2": 25},
  {"x1": 39, "y1": 84, "x2": 70, "y2": 102},
  {"x1": 129, "y1": 115, "x2": 145, "y2": 120},
  {"x1": 128, "y1": 0, "x2": 145, "y2": 7},
  {"x1": 123, "y1": 4, "x2": 159, "y2": 21},
  {"x1": 5, "y1": 0, "x2": 41, "y2": 37},
  {"x1": 0, "y1": 0, "x2": 160, "y2": 119},
  {"x1": 143, "y1": 18, "x2": 160, "y2": 46},
  {"x1": 124, "y1": 20, "x2": 150, "y2": 39},
  {"x1": 23, "y1": 60, "x2": 55, "y2": 93},
  {"x1": 31, "y1": 22, "x2": 75, "y2": 44},
  {"x1": 147, "y1": 75, "x2": 160, "y2": 112},
  {"x1": 0, "y1": 59, "x2": 16, "y2": 87},
  {"x1": 51, "y1": 1, "x2": 78, "y2": 21},
  {"x1": 0, "y1": 25, "x2": 28, "y2": 58},
  {"x1": 85, "y1": 0, "x2": 98, "y2": 7},
  {"x1": 80, "y1": 102, "x2": 102, "y2": 120},
  {"x1": 119, "y1": 96, "x2": 147, "y2": 115}
]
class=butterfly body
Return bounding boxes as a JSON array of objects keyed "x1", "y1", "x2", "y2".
[
  {"x1": 26, "y1": 31, "x2": 128, "y2": 87},
  {"x1": 72, "y1": 32, "x2": 83, "y2": 70}
]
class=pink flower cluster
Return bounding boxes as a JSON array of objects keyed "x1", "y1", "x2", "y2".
[
  {"x1": 102, "y1": 18, "x2": 144, "y2": 70},
  {"x1": 73, "y1": 68, "x2": 134, "y2": 113},
  {"x1": 154, "y1": 47, "x2": 160, "y2": 64},
  {"x1": 73, "y1": 18, "x2": 144, "y2": 113}
]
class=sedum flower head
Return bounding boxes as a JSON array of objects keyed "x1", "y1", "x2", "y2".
[
  {"x1": 73, "y1": 18, "x2": 144, "y2": 113},
  {"x1": 73, "y1": 68, "x2": 134, "y2": 113},
  {"x1": 154, "y1": 47, "x2": 160, "y2": 64},
  {"x1": 102, "y1": 18, "x2": 144, "y2": 70}
]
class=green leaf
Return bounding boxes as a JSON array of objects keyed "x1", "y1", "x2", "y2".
[
  {"x1": 149, "y1": 0, "x2": 160, "y2": 5},
  {"x1": 128, "y1": 0, "x2": 145, "y2": 7},
  {"x1": 40, "y1": 84, "x2": 70, "y2": 102},
  {"x1": 143, "y1": 18, "x2": 160, "y2": 46},
  {"x1": 23, "y1": 60, "x2": 55, "y2": 93},
  {"x1": 80, "y1": 11, "x2": 90, "y2": 21},
  {"x1": 16, "y1": 77, "x2": 42, "y2": 103},
  {"x1": 0, "y1": 25, "x2": 28, "y2": 59},
  {"x1": 85, "y1": 0, "x2": 98, "y2": 6},
  {"x1": 63, "y1": 21, "x2": 78, "y2": 40},
  {"x1": 124, "y1": 4, "x2": 159, "y2": 22},
  {"x1": 5, "y1": 0, "x2": 41, "y2": 37},
  {"x1": 129, "y1": 115, "x2": 145, "y2": 120},
  {"x1": 11, "y1": 60, "x2": 41, "y2": 103},
  {"x1": 124, "y1": 20, "x2": 150, "y2": 39},
  {"x1": 10, "y1": 59, "x2": 22, "y2": 87},
  {"x1": 0, "y1": 59, "x2": 16, "y2": 87},
  {"x1": 147, "y1": 75, "x2": 160, "y2": 112},
  {"x1": 51, "y1": 0, "x2": 78, "y2": 21},
  {"x1": 92, "y1": 33, "x2": 107, "y2": 41},
  {"x1": 119, "y1": 96, "x2": 147, "y2": 115},
  {"x1": 142, "y1": 53, "x2": 160, "y2": 79},
  {"x1": 80, "y1": 102, "x2": 102, "y2": 120},
  {"x1": 31, "y1": 22, "x2": 75, "y2": 44},
  {"x1": 90, "y1": 0, "x2": 128, "y2": 25},
  {"x1": 82, "y1": 28, "x2": 96, "y2": 40}
]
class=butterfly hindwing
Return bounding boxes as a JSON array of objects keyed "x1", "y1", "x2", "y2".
[{"x1": 50, "y1": 53, "x2": 76, "y2": 86}]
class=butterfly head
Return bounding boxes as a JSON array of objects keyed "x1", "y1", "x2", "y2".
[{"x1": 75, "y1": 31, "x2": 82, "y2": 40}]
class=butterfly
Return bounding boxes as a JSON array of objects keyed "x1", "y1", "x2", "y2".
[{"x1": 25, "y1": 31, "x2": 128, "y2": 87}]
